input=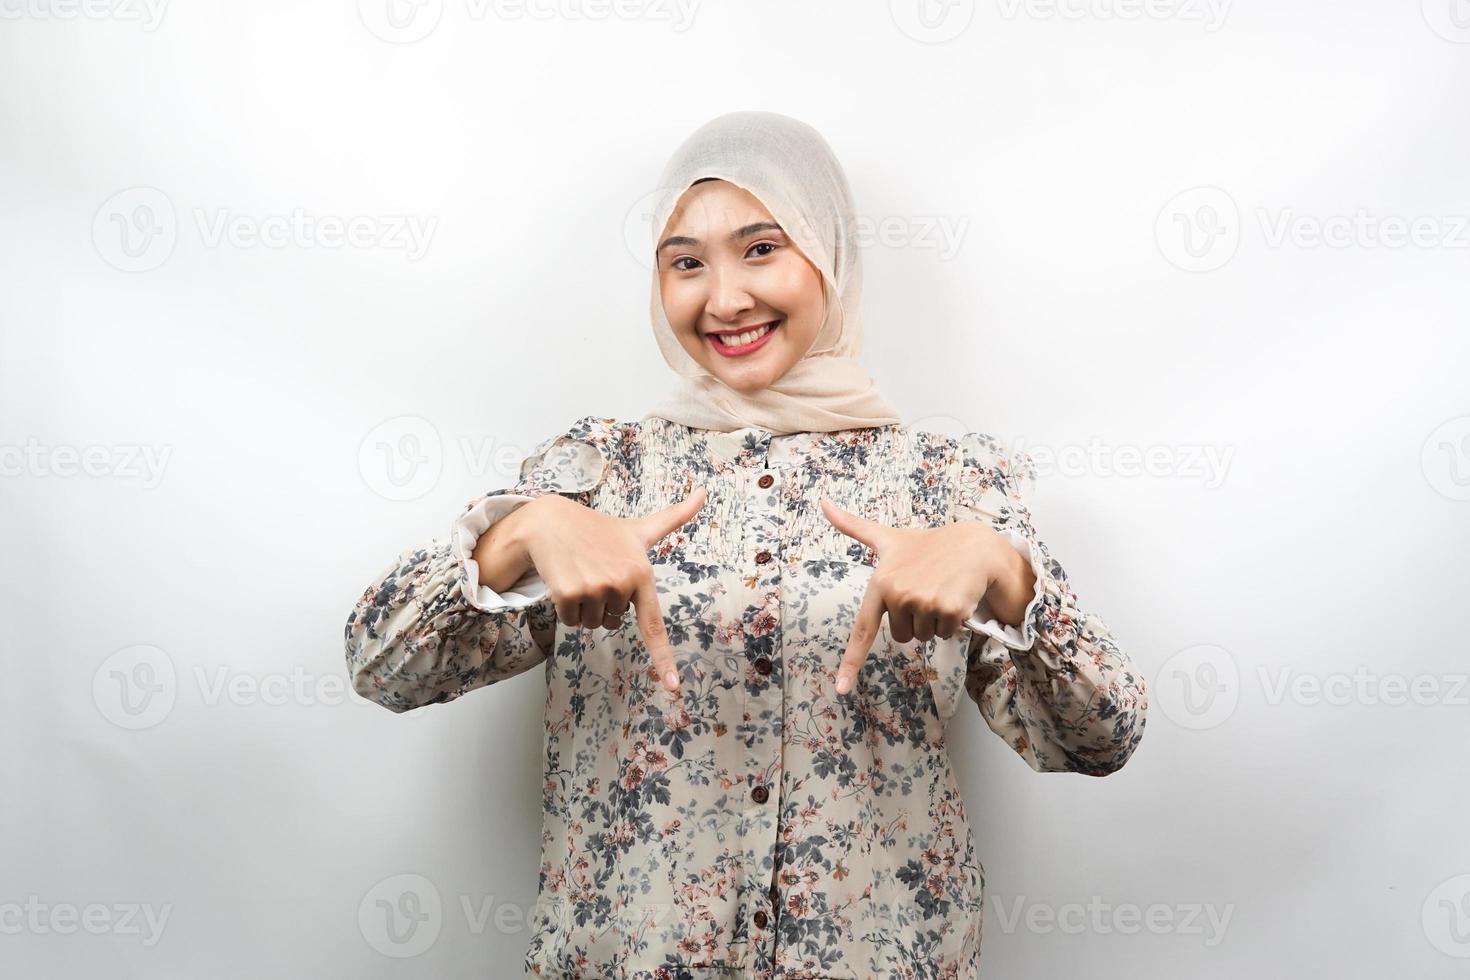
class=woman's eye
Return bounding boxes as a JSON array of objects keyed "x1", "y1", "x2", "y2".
[
  {"x1": 670, "y1": 256, "x2": 702, "y2": 272},
  {"x1": 748, "y1": 241, "x2": 778, "y2": 258}
]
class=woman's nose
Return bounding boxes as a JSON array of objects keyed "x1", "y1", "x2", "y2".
[{"x1": 705, "y1": 267, "x2": 755, "y2": 321}]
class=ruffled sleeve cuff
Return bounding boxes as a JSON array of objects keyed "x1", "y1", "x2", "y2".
[
  {"x1": 962, "y1": 526, "x2": 1046, "y2": 652},
  {"x1": 449, "y1": 493, "x2": 551, "y2": 613}
]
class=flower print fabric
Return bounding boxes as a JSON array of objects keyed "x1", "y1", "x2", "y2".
[{"x1": 344, "y1": 414, "x2": 1148, "y2": 979}]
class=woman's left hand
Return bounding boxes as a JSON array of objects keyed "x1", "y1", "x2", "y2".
[{"x1": 819, "y1": 496, "x2": 1037, "y2": 696}]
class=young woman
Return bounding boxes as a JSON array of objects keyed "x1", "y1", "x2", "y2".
[{"x1": 345, "y1": 110, "x2": 1148, "y2": 979}]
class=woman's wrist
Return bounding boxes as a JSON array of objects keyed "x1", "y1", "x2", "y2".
[
  {"x1": 472, "y1": 498, "x2": 539, "y2": 593},
  {"x1": 987, "y1": 540, "x2": 1038, "y2": 628}
]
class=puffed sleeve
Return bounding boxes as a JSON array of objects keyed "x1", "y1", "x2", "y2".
[
  {"x1": 951, "y1": 431, "x2": 1148, "y2": 775},
  {"x1": 344, "y1": 416, "x2": 617, "y2": 713}
]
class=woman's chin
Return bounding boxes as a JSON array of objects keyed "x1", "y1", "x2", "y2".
[{"x1": 713, "y1": 364, "x2": 784, "y2": 395}]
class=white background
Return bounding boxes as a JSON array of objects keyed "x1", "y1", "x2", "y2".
[{"x1": 4, "y1": 1, "x2": 1469, "y2": 977}]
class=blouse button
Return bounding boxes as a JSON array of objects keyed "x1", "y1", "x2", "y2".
[
  {"x1": 755, "y1": 550, "x2": 771, "y2": 564},
  {"x1": 754, "y1": 656, "x2": 772, "y2": 676},
  {"x1": 757, "y1": 473, "x2": 774, "y2": 489},
  {"x1": 751, "y1": 784, "x2": 769, "y2": 804},
  {"x1": 753, "y1": 909, "x2": 769, "y2": 928}
]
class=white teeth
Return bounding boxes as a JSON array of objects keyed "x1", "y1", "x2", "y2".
[{"x1": 714, "y1": 322, "x2": 776, "y2": 347}]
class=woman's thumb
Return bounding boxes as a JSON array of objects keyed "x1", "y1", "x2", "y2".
[{"x1": 636, "y1": 486, "x2": 707, "y2": 546}]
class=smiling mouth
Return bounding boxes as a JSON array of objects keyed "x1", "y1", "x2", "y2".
[{"x1": 706, "y1": 319, "x2": 782, "y2": 355}]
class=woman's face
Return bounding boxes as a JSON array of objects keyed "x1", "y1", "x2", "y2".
[{"x1": 656, "y1": 179, "x2": 826, "y2": 395}]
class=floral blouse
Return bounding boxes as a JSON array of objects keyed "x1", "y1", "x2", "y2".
[{"x1": 344, "y1": 414, "x2": 1148, "y2": 979}]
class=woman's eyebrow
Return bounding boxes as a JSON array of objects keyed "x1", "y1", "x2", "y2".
[{"x1": 657, "y1": 221, "x2": 784, "y2": 254}]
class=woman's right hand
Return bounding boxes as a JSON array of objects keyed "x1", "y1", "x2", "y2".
[{"x1": 491, "y1": 488, "x2": 708, "y2": 695}]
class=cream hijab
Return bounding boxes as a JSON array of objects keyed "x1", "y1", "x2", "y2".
[{"x1": 640, "y1": 111, "x2": 903, "y2": 435}]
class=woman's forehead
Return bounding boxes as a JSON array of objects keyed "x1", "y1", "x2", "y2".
[{"x1": 666, "y1": 179, "x2": 776, "y2": 232}]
